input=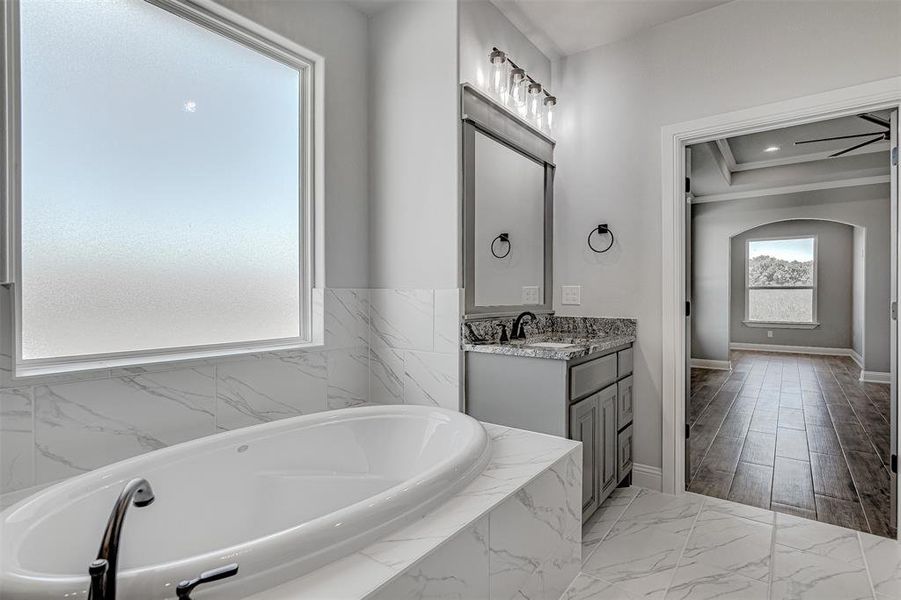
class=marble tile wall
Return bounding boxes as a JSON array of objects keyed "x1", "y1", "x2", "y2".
[
  {"x1": 0, "y1": 288, "x2": 374, "y2": 499},
  {"x1": 369, "y1": 289, "x2": 462, "y2": 411},
  {"x1": 0, "y1": 287, "x2": 465, "y2": 501},
  {"x1": 367, "y1": 449, "x2": 581, "y2": 600}
]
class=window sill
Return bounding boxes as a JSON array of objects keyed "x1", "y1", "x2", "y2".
[
  {"x1": 13, "y1": 339, "x2": 325, "y2": 380},
  {"x1": 742, "y1": 321, "x2": 820, "y2": 330}
]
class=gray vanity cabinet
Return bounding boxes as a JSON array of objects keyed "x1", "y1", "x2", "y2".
[
  {"x1": 466, "y1": 342, "x2": 635, "y2": 521},
  {"x1": 570, "y1": 384, "x2": 618, "y2": 516}
]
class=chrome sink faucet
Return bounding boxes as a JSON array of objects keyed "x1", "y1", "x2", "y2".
[
  {"x1": 88, "y1": 478, "x2": 155, "y2": 600},
  {"x1": 510, "y1": 311, "x2": 536, "y2": 340}
]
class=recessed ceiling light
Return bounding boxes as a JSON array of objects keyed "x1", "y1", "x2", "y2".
[{"x1": 764, "y1": 145, "x2": 780, "y2": 152}]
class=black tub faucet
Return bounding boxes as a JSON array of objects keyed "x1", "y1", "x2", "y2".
[
  {"x1": 88, "y1": 478, "x2": 154, "y2": 600},
  {"x1": 511, "y1": 311, "x2": 536, "y2": 340}
]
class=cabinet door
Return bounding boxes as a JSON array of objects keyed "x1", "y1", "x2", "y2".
[
  {"x1": 598, "y1": 384, "x2": 618, "y2": 500},
  {"x1": 618, "y1": 424, "x2": 634, "y2": 480},
  {"x1": 617, "y1": 375, "x2": 634, "y2": 430},
  {"x1": 570, "y1": 394, "x2": 601, "y2": 518}
]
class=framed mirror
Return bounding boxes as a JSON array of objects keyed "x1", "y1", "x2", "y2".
[{"x1": 462, "y1": 84, "x2": 554, "y2": 316}]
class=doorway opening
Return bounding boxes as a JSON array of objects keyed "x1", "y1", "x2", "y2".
[{"x1": 661, "y1": 78, "x2": 900, "y2": 539}]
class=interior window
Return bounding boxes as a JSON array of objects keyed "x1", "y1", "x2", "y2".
[
  {"x1": 746, "y1": 237, "x2": 816, "y2": 324},
  {"x1": 16, "y1": 0, "x2": 309, "y2": 364}
]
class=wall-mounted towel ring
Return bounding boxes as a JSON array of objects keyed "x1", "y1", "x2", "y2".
[
  {"x1": 491, "y1": 233, "x2": 511, "y2": 258},
  {"x1": 588, "y1": 224, "x2": 614, "y2": 253}
]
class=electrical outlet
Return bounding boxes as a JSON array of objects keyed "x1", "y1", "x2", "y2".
[
  {"x1": 767, "y1": 330, "x2": 773, "y2": 338},
  {"x1": 522, "y1": 286, "x2": 540, "y2": 305},
  {"x1": 561, "y1": 285, "x2": 581, "y2": 305}
]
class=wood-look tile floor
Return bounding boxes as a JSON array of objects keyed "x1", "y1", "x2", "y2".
[{"x1": 686, "y1": 350, "x2": 895, "y2": 538}]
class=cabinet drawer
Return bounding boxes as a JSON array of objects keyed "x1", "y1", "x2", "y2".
[
  {"x1": 617, "y1": 424, "x2": 633, "y2": 481},
  {"x1": 570, "y1": 354, "x2": 617, "y2": 401},
  {"x1": 617, "y1": 375, "x2": 634, "y2": 429},
  {"x1": 617, "y1": 347, "x2": 633, "y2": 378}
]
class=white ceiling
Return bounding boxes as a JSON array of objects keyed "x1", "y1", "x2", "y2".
[{"x1": 489, "y1": 0, "x2": 731, "y2": 58}]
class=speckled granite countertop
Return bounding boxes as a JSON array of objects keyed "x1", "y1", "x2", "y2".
[{"x1": 462, "y1": 316, "x2": 636, "y2": 361}]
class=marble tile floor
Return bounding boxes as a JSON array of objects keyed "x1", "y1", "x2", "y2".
[
  {"x1": 567, "y1": 486, "x2": 901, "y2": 600},
  {"x1": 686, "y1": 351, "x2": 893, "y2": 538}
]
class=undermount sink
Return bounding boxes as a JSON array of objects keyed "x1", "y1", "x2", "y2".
[{"x1": 527, "y1": 342, "x2": 578, "y2": 349}]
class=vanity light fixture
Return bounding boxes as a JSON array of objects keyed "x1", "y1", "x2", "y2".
[
  {"x1": 488, "y1": 49, "x2": 508, "y2": 99},
  {"x1": 764, "y1": 145, "x2": 780, "y2": 152},
  {"x1": 487, "y1": 47, "x2": 557, "y2": 134}
]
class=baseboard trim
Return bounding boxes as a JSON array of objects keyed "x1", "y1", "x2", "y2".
[
  {"x1": 849, "y1": 349, "x2": 864, "y2": 369},
  {"x1": 729, "y1": 342, "x2": 857, "y2": 358},
  {"x1": 860, "y1": 370, "x2": 891, "y2": 384},
  {"x1": 690, "y1": 359, "x2": 732, "y2": 371},
  {"x1": 632, "y1": 463, "x2": 662, "y2": 491}
]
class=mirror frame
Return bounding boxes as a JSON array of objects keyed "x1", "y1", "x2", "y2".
[{"x1": 461, "y1": 84, "x2": 555, "y2": 317}]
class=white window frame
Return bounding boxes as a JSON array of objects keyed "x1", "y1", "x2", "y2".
[
  {"x1": 1, "y1": 0, "x2": 324, "y2": 377},
  {"x1": 744, "y1": 234, "x2": 819, "y2": 329}
]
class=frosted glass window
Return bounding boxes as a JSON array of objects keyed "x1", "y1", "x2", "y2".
[
  {"x1": 746, "y1": 237, "x2": 816, "y2": 324},
  {"x1": 18, "y1": 0, "x2": 305, "y2": 360}
]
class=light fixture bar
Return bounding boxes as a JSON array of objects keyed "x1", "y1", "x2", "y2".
[{"x1": 491, "y1": 46, "x2": 554, "y2": 98}]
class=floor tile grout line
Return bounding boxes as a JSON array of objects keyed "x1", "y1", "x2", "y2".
[
  {"x1": 856, "y1": 531, "x2": 879, "y2": 599},
  {"x1": 767, "y1": 492, "x2": 778, "y2": 600},
  {"x1": 817, "y1": 362, "x2": 874, "y2": 534},
  {"x1": 580, "y1": 488, "x2": 641, "y2": 568},
  {"x1": 662, "y1": 494, "x2": 708, "y2": 598}
]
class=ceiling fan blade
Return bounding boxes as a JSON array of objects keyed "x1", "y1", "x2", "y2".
[
  {"x1": 858, "y1": 113, "x2": 890, "y2": 129},
  {"x1": 794, "y1": 132, "x2": 888, "y2": 145},
  {"x1": 828, "y1": 135, "x2": 885, "y2": 158}
]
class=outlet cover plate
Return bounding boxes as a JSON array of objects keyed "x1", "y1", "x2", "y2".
[
  {"x1": 562, "y1": 285, "x2": 581, "y2": 305},
  {"x1": 522, "y1": 286, "x2": 540, "y2": 305}
]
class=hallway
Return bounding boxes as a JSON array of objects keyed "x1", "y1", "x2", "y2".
[{"x1": 687, "y1": 350, "x2": 893, "y2": 538}]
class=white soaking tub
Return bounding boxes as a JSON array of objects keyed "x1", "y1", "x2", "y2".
[{"x1": 0, "y1": 405, "x2": 491, "y2": 599}]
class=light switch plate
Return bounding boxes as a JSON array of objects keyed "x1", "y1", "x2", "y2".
[
  {"x1": 522, "y1": 286, "x2": 540, "y2": 305},
  {"x1": 561, "y1": 285, "x2": 581, "y2": 305}
]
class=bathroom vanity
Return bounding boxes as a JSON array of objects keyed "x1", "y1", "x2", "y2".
[{"x1": 463, "y1": 316, "x2": 636, "y2": 520}]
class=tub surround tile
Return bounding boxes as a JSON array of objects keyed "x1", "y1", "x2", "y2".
[
  {"x1": 370, "y1": 289, "x2": 435, "y2": 352},
  {"x1": 488, "y1": 452, "x2": 581, "y2": 600},
  {"x1": 403, "y1": 351, "x2": 459, "y2": 411},
  {"x1": 368, "y1": 517, "x2": 489, "y2": 600},
  {"x1": 1, "y1": 388, "x2": 34, "y2": 493},
  {"x1": 433, "y1": 289, "x2": 461, "y2": 354},
  {"x1": 34, "y1": 368, "x2": 216, "y2": 483},
  {"x1": 325, "y1": 289, "x2": 370, "y2": 350},
  {"x1": 247, "y1": 424, "x2": 580, "y2": 600},
  {"x1": 327, "y1": 347, "x2": 370, "y2": 409},
  {"x1": 216, "y1": 352, "x2": 328, "y2": 430},
  {"x1": 369, "y1": 344, "x2": 405, "y2": 405}
]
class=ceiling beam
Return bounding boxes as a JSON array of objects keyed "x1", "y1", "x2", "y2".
[
  {"x1": 731, "y1": 141, "x2": 890, "y2": 172},
  {"x1": 707, "y1": 141, "x2": 732, "y2": 185},
  {"x1": 715, "y1": 139, "x2": 738, "y2": 172},
  {"x1": 691, "y1": 175, "x2": 890, "y2": 204}
]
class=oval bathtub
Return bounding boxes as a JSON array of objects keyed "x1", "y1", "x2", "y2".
[{"x1": 0, "y1": 405, "x2": 491, "y2": 599}]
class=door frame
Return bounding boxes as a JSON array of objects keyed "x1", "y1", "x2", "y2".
[{"x1": 660, "y1": 77, "x2": 901, "y2": 527}]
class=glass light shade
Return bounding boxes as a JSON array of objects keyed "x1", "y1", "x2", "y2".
[
  {"x1": 527, "y1": 83, "x2": 542, "y2": 125},
  {"x1": 543, "y1": 96, "x2": 556, "y2": 133},
  {"x1": 488, "y1": 50, "x2": 508, "y2": 98},
  {"x1": 510, "y1": 68, "x2": 527, "y2": 114}
]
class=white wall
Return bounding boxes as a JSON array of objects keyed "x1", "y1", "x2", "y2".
[
  {"x1": 552, "y1": 0, "x2": 901, "y2": 470},
  {"x1": 219, "y1": 0, "x2": 369, "y2": 289},
  {"x1": 727, "y1": 219, "x2": 855, "y2": 349},
  {"x1": 692, "y1": 186, "x2": 891, "y2": 372},
  {"x1": 853, "y1": 226, "x2": 866, "y2": 361},
  {"x1": 369, "y1": 0, "x2": 459, "y2": 290},
  {"x1": 459, "y1": 0, "x2": 552, "y2": 89}
]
